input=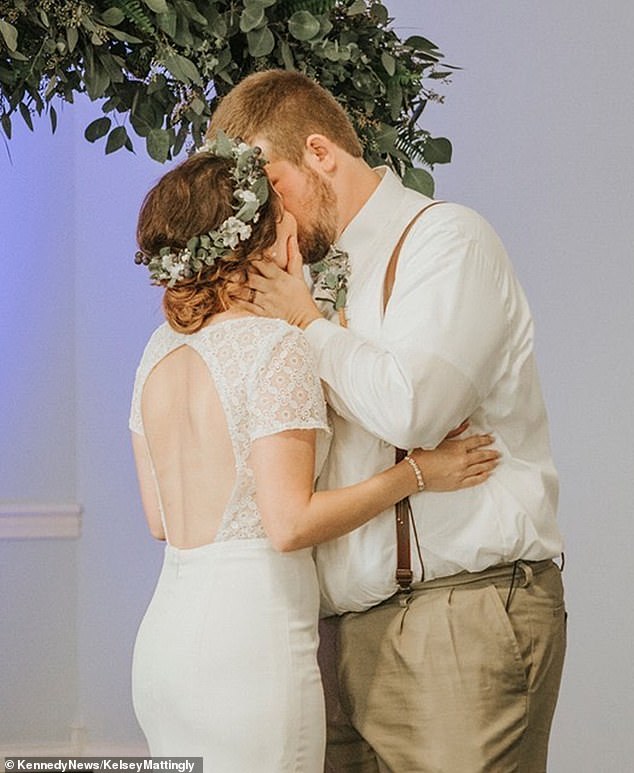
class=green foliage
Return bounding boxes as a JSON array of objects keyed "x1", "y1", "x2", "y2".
[{"x1": 0, "y1": 0, "x2": 456, "y2": 194}]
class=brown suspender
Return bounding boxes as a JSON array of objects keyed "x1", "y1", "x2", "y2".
[{"x1": 382, "y1": 200, "x2": 445, "y2": 592}]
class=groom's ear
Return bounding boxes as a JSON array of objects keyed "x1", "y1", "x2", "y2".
[{"x1": 304, "y1": 134, "x2": 337, "y2": 174}]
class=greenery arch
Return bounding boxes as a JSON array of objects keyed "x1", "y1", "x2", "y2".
[{"x1": 0, "y1": 0, "x2": 454, "y2": 194}]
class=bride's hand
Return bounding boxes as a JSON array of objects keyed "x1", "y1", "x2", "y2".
[{"x1": 408, "y1": 434, "x2": 500, "y2": 492}]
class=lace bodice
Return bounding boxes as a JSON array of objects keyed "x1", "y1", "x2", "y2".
[{"x1": 130, "y1": 317, "x2": 330, "y2": 542}]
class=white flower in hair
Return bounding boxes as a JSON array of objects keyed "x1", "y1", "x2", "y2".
[
  {"x1": 236, "y1": 189, "x2": 257, "y2": 203},
  {"x1": 134, "y1": 131, "x2": 269, "y2": 287},
  {"x1": 222, "y1": 217, "x2": 252, "y2": 249}
]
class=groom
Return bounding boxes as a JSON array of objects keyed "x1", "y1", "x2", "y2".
[{"x1": 208, "y1": 70, "x2": 566, "y2": 772}]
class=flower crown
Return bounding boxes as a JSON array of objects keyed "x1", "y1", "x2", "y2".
[{"x1": 135, "y1": 131, "x2": 269, "y2": 287}]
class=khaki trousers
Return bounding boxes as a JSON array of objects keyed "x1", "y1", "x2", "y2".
[{"x1": 319, "y1": 560, "x2": 566, "y2": 773}]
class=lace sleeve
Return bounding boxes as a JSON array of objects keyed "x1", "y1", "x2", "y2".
[
  {"x1": 128, "y1": 324, "x2": 172, "y2": 436},
  {"x1": 248, "y1": 326, "x2": 329, "y2": 441},
  {"x1": 129, "y1": 365, "x2": 144, "y2": 435}
]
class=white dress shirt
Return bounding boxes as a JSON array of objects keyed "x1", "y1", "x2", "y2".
[{"x1": 305, "y1": 168, "x2": 563, "y2": 615}]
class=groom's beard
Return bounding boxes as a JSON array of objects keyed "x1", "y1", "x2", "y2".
[{"x1": 297, "y1": 169, "x2": 338, "y2": 265}]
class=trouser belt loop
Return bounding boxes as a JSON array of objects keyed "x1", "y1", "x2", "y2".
[{"x1": 519, "y1": 560, "x2": 534, "y2": 588}]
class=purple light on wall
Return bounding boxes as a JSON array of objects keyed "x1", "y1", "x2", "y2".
[{"x1": 0, "y1": 115, "x2": 77, "y2": 500}]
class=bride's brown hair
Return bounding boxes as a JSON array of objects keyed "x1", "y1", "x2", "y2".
[{"x1": 137, "y1": 152, "x2": 280, "y2": 333}]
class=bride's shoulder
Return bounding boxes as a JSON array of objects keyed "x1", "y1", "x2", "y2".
[
  {"x1": 141, "y1": 321, "x2": 177, "y2": 352},
  {"x1": 253, "y1": 317, "x2": 306, "y2": 349},
  {"x1": 251, "y1": 316, "x2": 296, "y2": 336},
  {"x1": 214, "y1": 315, "x2": 298, "y2": 342},
  {"x1": 134, "y1": 322, "x2": 180, "y2": 367},
  {"x1": 236, "y1": 318, "x2": 307, "y2": 369}
]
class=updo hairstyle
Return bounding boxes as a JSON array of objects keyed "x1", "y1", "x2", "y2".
[{"x1": 136, "y1": 152, "x2": 280, "y2": 333}]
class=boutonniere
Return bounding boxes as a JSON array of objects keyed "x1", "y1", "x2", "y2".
[{"x1": 309, "y1": 245, "x2": 350, "y2": 328}]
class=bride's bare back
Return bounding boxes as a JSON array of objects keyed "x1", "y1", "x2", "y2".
[
  {"x1": 130, "y1": 315, "x2": 332, "y2": 549},
  {"x1": 141, "y1": 344, "x2": 236, "y2": 548}
]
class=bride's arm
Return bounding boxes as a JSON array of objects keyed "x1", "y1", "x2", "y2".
[{"x1": 251, "y1": 429, "x2": 498, "y2": 552}]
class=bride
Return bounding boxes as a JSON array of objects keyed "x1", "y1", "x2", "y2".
[{"x1": 129, "y1": 134, "x2": 499, "y2": 772}]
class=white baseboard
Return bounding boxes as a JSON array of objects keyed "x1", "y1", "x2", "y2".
[
  {"x1": 0, "y1": 503, "x2": 82, "y2": 539},
  {"x1": 1, "y1": 742, "x2": 148, "y2": 759}
]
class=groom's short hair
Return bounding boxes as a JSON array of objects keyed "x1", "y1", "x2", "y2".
[{"x1": 207, "y1": 70, "x2": 363, "y2": 165}]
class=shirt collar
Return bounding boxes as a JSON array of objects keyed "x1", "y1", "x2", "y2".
[{"x1": 337, "y1": 166, "x2": 432, "y2": 260}]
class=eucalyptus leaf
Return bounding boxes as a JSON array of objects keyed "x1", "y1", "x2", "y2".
[
  {"x1": 347, "y1": 0, "x2": 367, "y2": 16},
  {"x1": 423, "y1": 136, "x2": 452, "y2": 165},
  {"x1": 0, "y1": 20, "x2": 19, "y2": 51},
  {"x1": 386, "y1": 77, "x2": 403, "y2": 120},
  {"x1": 45, "y1": 76, "x2": 59, "y2": 99},
  {"x1": 19, "y1": 102, "x2": 33, "y2": 130},
  {"x1": 179, "y1": 0, "x2": 209, "y2": 27},
  {"x1": 288, "y1": 11, "x2": 321, "y2": 41},
  {"x1": 247, "y1": 26, "x2": 275, "y2": 57},
  {"x1": 145, "y1": 129, "x2": 170, "y2": 164},
  {"x1": 1, "y1": 113, "x2": 12, "y2": 139},
  {"x1": 403, "y1": 167, "x2": 434, "y2": 197},
  {"x1": 49, "y1": 105, "x2": 58, "y2": 134},
  {"x1": 235, "y1": 200, "x2": 258, "y2": 222},
  {"x1": 131, "y1": 101, "x2": 159, "y2": 137},
  {"x1": 381, "y1": 52, "x2": 395, "y2": 76},
  {"x1": 173, "y1": 125, "x2": 189, "y2": 157},
  {"x1": 143, "y1": 0, "x2": 169, "y2": 13},
  {"x1": 173, "y1": 15, "x2": 194, "y2": 47},
  {"x1": 240, "y1": 5, "x2": 265, "y2": 33},
  {"x1": 84, "y1": 116, "x2": 112, "y2": 142},
  {"x1": 214, "y1": 131, "x2": 234, "y2": 158},
  {"x1": 371, "y1": 3, "x2": 389, "y2": 26},
  {"x1": 105, "y1": 126, "x2": 129, "y2": 154},
  {"x1": 376, "y1": 125, "x2": 398, "y2": 153},
  {"x1": 109, "y1": 28, "x2": 143, "y2": 44},
  {"x1": 351, "y1": 71, "x2": 375, "y2": 95},
  {"x1": 164, "y1": 53, "x2": 202, "y2": 84},
  {"x1": 147, "y1": 74, "x2": 167, "y2": 95},
  {"x1": 280, "y1": 40, "x2": 294, "y2": 70},
  {"x1": 66, "y1": 26, "x2": 79, "y2": 53},
  {"x1": 84, "y1": 62, "x2": 110, "y2": 100},
  {"x1": 190, "y1": 97, "x2": 205, "y2": 115},
  {"x1": 101, "y1": 8, "x2": 125, "y2": 26},
  {"x1": 404, "y1": 35, "x2": 439, "y2": 54},
  {"x1": 98, "y1": 52, "x2": 125, "y2": 84},
  {"x1": 157, "y1": 11, "x2": 178, "y2": 37},
  {"x1": 319, "y1": 17, "x2": 334, "y2": 38}
]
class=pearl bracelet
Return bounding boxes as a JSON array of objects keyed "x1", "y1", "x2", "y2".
[{"x1": 404, "y1": 454, "x2": 426, "y2": 492}]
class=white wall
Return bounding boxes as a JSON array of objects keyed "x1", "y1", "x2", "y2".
[{"x1": 1, "y1": 1, "x2": 633, "y2": 767}]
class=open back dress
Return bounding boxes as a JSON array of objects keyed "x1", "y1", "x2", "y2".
[{"x1": 129, "y1": 316, "x2": 330, "y2": 772}]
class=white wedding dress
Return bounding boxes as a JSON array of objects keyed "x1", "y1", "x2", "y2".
[{"x1": 129, "y1": 317, "x2": 330, "y2": 772}]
